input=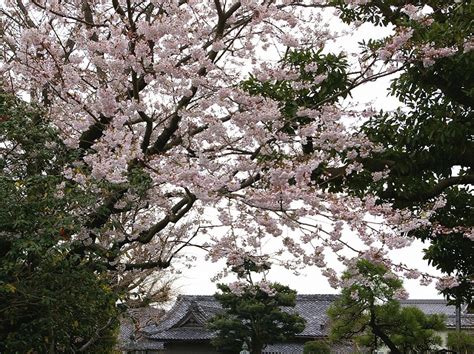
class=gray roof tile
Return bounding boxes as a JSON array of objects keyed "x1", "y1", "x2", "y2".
[
  {"x1": 146, "y1": 294, "x2": 337, "y2": 339},
  {"x1": 120, "y1": 294, "x2": 474, "y2": 350},
  {"x1": 149, "y1": 327, "x2": 216, "y2": 341},
  {"x1": 400, "y1": 299, "x2": 456, "y2": 315}
]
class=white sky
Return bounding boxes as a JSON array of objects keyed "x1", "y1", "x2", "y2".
[{"x1": 176, "y1": 238, "x2": 443, "y2": 299}]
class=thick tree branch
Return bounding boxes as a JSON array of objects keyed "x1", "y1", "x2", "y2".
[
  {"x1": 85, "y1": 187, "x2": 128, "y2": 229},
  {"x1": 146, "y1": 90, "x2": 197, "y2": 154},
  {"x1": 369, "y1": 307, "x2": 401, "y2": 354},
  {"x1": 30, "y1": 0, "x2": 106, "y2": 28},
  {"x1": 78, "y1": 114, "x2": 112, "y2": 151},
  {"x1": 124, "y1": 260, "x2": 171, "y2": 271},
  {"x1": 382, "y1": 174, "x2": 474, "y2": 204},
  {"x1": 146, "y1": 2, "x2": 241, "y2": 155},
  {"x1": 138, "y1": 192, "x2": 196, "y2": 244},
  {"x1": 78, "y1": 317, "x2": 116, "y2": 352}
]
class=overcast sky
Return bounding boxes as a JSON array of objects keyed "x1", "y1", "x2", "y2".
[{"x1": 176, "y1": 237, "x2": 443, "y2": 299}]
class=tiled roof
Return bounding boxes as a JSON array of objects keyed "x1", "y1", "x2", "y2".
[
  {"x1": 144, "y1": 294, "x2": 338, "y2": 341},
  {"x1": 144, "y1": 296, "x2": 222, "y2": 335},
  {"x1": 399, "y1": 299, "x2": 474, "y2": 328},
  {"x1": 262, "y1": 342, "x2": 305, "y2": 353},
  {"x1": 400, "y1": 299, "x2": 456, "y2": 315},
  {"x1": 262, "y1": 342, "x2": 356, "y2": 354},
  {"x1": 149, "y1": 327, "x2": 215, "y2": 341},
  {"x1": 120, "y1": 294, "x2": 473, "y2": 350},
  {"x1": 446, "y1": 314, "x2": 474, "y2": 328},
  {"x1": 289, "y1": 294, "x2": 338, "y2": 337},
  {"x1": 121, "y1": 337, "x2": 165, "y2": 351}
]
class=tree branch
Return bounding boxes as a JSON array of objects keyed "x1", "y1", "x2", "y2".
[
  {"x1": 382, "y1": 174, "x2": 474, "y2": 204},
  {"x1": 78, "y1": 317, "x2": 116, "y2": 352}
]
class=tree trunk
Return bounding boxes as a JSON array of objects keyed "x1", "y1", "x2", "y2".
[
  {"x1": 369, "y1": 308, "x2": 401, "y2": 354},
  {"x1": 251, "y1": 340, "x2": 264, "y2": 354},
  {"x1": 456, "y1": 303, "x2": 462, "y2": 332},
  {"x1": 371, "y1": 325, "x2": 401, "y2": 354},
  {"x1": 48, "y1": 327, "x2": 55, "y2": 354}
]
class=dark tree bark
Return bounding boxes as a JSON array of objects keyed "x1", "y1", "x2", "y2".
[{"x1": 369, "y1": 307, "x2": 401, "y2": 354}]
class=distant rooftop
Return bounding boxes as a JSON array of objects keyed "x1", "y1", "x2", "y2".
[{"x1": 120, "y1": 294, "x2": 474, "y2": 351}]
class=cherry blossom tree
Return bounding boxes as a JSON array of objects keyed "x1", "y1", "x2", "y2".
[{"x1": 1, "y1": 0, "x2": 470, "y2": 294}]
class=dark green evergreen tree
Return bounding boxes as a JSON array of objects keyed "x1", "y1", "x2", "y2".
[
  {"x1": 208, "y1": 259, "x2": 305, "y2": 354},
  {"x1": 447, "y1": 331, "x2": 474, "y2": 353},
  {"x1": 303, "y1": 340, "x2": 331, "y2": 354},
  {"x1": 328, "y1": 260, "x2": 445, "y2": 354},
  {"x1": 0, "y1": 92, "x2": 120, "y2": 352}
]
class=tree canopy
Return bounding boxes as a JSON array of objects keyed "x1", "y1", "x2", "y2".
[
  {"x1": 447, "y1": 331, "x2": 474, "y2": 353},
  {"x1": 241, "y1": 0, "x2": 473, "y2": 305},
  {"x1": 330, "y1": 0, "x2": 474, "y2": 308},
  {"x1": 328, "y1": 260, "x2": 446, "y2": 354},
  {"x1": 303, "y1": 340, "x2": 331, "y2": 354},
  {"x1": 0, "y1": 90, "x2": 174, "y2": 351},
  {"x1": 209, "y1": 281, "x2": 305, "y2": 354},
  {"x1": 208, "y1": 260, "x2": 305, "y2": 354}
]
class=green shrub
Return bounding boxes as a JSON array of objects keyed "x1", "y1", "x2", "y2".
[
  {"x1": 447, "y1": 331, "x2": 474, "y2": 353},
  {"x1": 303, "y1": 340, "x2": 331, "y2": 354}
]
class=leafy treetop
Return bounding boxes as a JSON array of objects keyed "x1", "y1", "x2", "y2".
[{"x1": 328, "y1": 259, "x2": 445, "y2": 354}]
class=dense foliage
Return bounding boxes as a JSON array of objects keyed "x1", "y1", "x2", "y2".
[
  {"x1": 332, "y1": 0, "x2": 474, "y2": 307},
  {"x1": 1, "y1": 0, "x2": 472, "y2": 322},
  {"x1": 208, "y1": 282, "x2": 305, "y2": 354},
  {"x1": 303, "y1": 340, "x2": 331, "y2": 354},
  {"x1": 0, "y1": 92, "x2": 120, "y2": 352},
  {"x1": 447, "y1": 331, "x2": 474, "y2": 353},
  {"x1": 208, "y1": 259, "x2": 305, "y2": 354},
  {"x1": 241, "y1": 0, "x2": 474, "y2": 306},
  {"x1": 328, "y1": 260, "x2": 445, "y2": 354}
]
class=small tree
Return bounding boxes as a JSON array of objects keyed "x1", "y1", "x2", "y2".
[
  {"x1": 328, "y1": 259, "x2": 445, "y2": 354},
  {"x1": 303, "y1": 340, "x2": 331, "y2": 354},
  {"x1": 447, "y1": 331, "x2": 474, "y2": 354},
  {"x1": 208, "y1": 259, "x2": 305, "y2": 354},
  {"x1": 389, "y1": 307, "x2": 445, "y2": 353}
]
